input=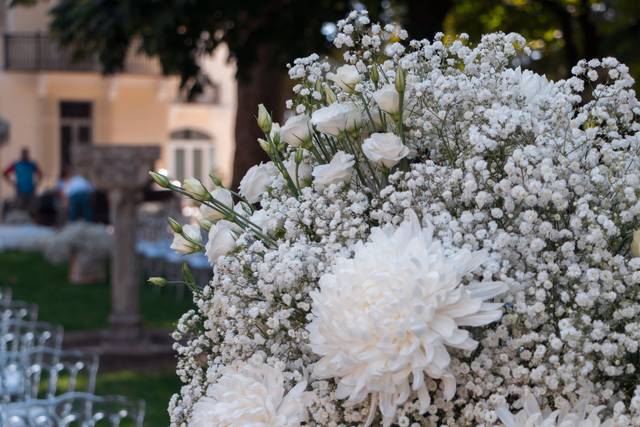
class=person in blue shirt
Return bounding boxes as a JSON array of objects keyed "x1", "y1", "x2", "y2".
[{"x1": 3, "y1": 148, "x2": 42, "y2": 210}]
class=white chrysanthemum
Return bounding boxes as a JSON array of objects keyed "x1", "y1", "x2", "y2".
[
  {"x1": 307, "y1": 211, "x2": 507, "y2": 426},
  {"x1": 497, "y1": 389, "x2": 615, "y2": 427},
  {"x1": 190, "y1": 361, "x2": 311, "y2": 427},
  {"x1": 503, "y1": 67, "x2": 556, "y2": 103}
]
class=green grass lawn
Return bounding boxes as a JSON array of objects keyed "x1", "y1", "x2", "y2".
[
  {"x1": 0, "y1": 251, "x2": 193, "y2": 331},
  {"x1": 0, "y1": 251, "x2": 192, "y2": 426}
]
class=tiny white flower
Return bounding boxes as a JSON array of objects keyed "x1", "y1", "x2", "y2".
[
  {"x1": 239, "y1": 163, "x2": 274, "y2": 204},
  {"x1": 199, "y1": 188, "x2": 233, "y2": 222},
  {"x1": 329, "y1": 64, "x2": 362, "y2": 92},
  {"x1": 312, "y1": 151, "x2": 355, "y2": 189},
  {"x1": 170, "y1": 224, "x2": 202, "y2": 254},
  {"x1": 362, "y1": 132, "x2": 410, "y2": 168},
  {"x1": 205, "y1": 220, "x2": 241, "y2": 264},
  {"x1": 310, "y1": 102, "x2": 362, "y2": 136},
  {"x1": 280, "y1": 114, "x2": 311, "y2": 147}
]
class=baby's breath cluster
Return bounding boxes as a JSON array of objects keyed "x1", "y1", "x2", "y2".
[{"x1": 158, "y1": 9, "x2": 640, "y2": 427}]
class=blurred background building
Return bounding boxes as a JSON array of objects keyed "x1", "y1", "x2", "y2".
[{"x1": 0, "y1": 0, "x2": 236, "y2": 203}]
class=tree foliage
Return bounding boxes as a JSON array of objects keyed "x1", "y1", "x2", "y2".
[{"x1": 447, "y1": 0, "x2": 640, "y2": 83}]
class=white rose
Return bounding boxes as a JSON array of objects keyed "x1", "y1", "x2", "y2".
[
  {"x1": 362, "y1": 132, "x2": 410, "y2": 168},
  {"x1": 199, "y1": 188, "x2": 233, "y2": 222},
  {"x1": 205, "y1": 220, "x2": 241, "y2": 264},
  {"x1": 182, "y1": 177, "x2": 209, "y2": 201},
  {"x1": 310, "y1": 103, "x2": 362, "y2": 136},
  {"x1": 312, "y1": 151, "x2": 355, "y2": 189},
  {"x1": 372, "y1": 84, "x2": 401, "y2": 114},
  {"x1": 170, "y1": 224, "x2": 202, "y2": 254},
  {"x1": 249, "y1": 209, "x2": 279, "y2": 234},
  {"x1": 329, "y1": 64, "x2": 362, "y2": 92},
  {"x1": 285, "y1": 157, "x2": 312, "y2": 185},
  {"x1": 280, "y1": 115, "x2": 311, "y2": 147},
  {"x1": 239, "y1": 163, "x2": 274, "y2": 204}
]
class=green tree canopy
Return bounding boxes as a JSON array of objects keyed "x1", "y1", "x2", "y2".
[{"x1": 447, "y1": 0, "x2": 640, "y2": 83}]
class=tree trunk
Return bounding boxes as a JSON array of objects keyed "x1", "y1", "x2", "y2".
[{"x1": 231, "y1": 44, "x2": 285, "y2": 190}]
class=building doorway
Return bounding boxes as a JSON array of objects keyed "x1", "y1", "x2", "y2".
[{"x1": 59, "y1": 101, "x2": 93, "y2": 170}]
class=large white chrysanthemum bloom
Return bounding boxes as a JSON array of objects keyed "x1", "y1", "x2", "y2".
[
  {"x1": 307, "y1": 211, "x2": 508, "y2": 426},
  {"x1": 497, "y1": 389, "x2": 615, "y2": 427},
  {"x1": 190, "y1": 361, "x2": 312, "y2": 427},
  {"x1": 503, "y1": 67, "x2": 557, "y2": 104}
]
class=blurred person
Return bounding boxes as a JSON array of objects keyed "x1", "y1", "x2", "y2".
[
  {"x1": 60, "y1": 165, "x2": 94, "y2": 222},
  {"x1": 2, "y1": 148, "x2": 42, "y2": 211}
]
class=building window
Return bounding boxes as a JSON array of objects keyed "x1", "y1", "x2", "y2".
[
  {"x1": 176, "y1": 80, "x2": 221, "y2": 105},
  {"x1": 60, "y1": 101, "x2": 93, "y2": 170},
  {"x1": 169, "y1": 129, "x2": 214, "y2": 183}
]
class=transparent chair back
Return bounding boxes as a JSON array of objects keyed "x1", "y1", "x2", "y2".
[
  {"x1": 0, "y1": 287, "x2": 12, "y2": 304},
  {"x1": 1, "y1": 300, "x2": 38, "y2": 323},
  {"x1": 0, "y1": 392, "x2": 145, "y2": 427},
  {"x1": 0, "y1": 320, "x2": 63, "y2": 354},
  {"x1": 0, "y1": 348, "x2": 99, "y2": 403}
]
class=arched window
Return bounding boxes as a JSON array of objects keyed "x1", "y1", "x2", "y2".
[
  {"x1": 169, "y1": 128, "x2": 215, "y2": 183},
  {"x1": 169, "y1": 128, "x2": 212, "y2": 140}
]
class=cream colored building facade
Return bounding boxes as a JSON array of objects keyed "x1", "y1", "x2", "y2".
[{"x1": 0, "y1": 0, "x2": 236, "y2": 202}]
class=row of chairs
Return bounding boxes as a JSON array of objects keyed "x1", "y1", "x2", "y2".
[{"x1": 0, "y1": 288, "x2": 145, "y2": 426}]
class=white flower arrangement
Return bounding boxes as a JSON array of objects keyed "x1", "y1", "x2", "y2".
[{"x1": 152, "y1": 9, "x2": 640, "y2": 426}]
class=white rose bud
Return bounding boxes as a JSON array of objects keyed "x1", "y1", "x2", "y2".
[
  {"x1": 329, "y1": 64, "x2": 362, "y2": 92},
  {"x1": 257, "y1": 104, "x2": 272, "y2": 133},
  {"x1": 205, "y1": 220, "x2": 241, "y2": 264},
  {"x1": 373, "y1": 84, "x2": 401, "y2": 115},
  {"x1": 395, "y1": 65, "x2": 406, "y2": 93},
  {"x1": 310, "y1": 102, "x2": 362, "y2": 136},
  {"x1": 199, "y1": 187, "x2": 233, "y2": 222},
  {"x1": 631, "y1": 230, "x2": 640, "y2": 257},
  {"x1": 312, "y1": 151, "x2": 355, "y2": 189},
  {"x1": 270, "y1": 122, "x2": 281, "y2": 145},
  {"x1": 280, "y1": 114, "x2": 311, "y2": 147},
  {"x1": 183, "y1": 177, "x2": 210, "y2": 201},
  {"x1": 323, "y1": 83, "x2": 338, "y2": 104},
  {"x1": 239, "y1": 163, "x2": 274, "y2": 204},
  {"x1": 362, "y1": 132, "x2": 410, "y2": 168},
  {"x1": 170, "y1": 224, "x2": 202, "y2": 254}
]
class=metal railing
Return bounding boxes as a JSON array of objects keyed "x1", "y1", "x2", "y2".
[{"x1": 3, "y1": 32, "x2": 162, "y2": 75}]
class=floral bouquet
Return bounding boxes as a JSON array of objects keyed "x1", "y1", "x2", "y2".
[{"x1": 151, "y1": 10, "x2": 640, "y2": 427}]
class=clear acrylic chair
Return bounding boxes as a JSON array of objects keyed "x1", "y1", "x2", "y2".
[
  {"x1": 0, "y1": 392, "x2": 146, "y2": 426},
  {"x1": 0, "y1": 347, "x2": 99, "y2": 403},
  {"x1": 1, "y1": 300, "x2": 38, "y2": 323},
  {"x1": 0, "y1": 287, "x2": 12, "y2": 304},
  {"x1": 0, "y1": 320, "x2": 63, "y2": 354}
]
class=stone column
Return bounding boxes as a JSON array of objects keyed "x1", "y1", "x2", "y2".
[
  {"x1": 73, "y1": 145, "x2": 160, "y2": 343},
  {"x1": 108, "y1": 189, "x2": 143, "y2": 340}
]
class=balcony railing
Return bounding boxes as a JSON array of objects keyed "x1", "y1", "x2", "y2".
[{"x1": 3, "y1": 33, "x2": 162, "y2": 75}]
